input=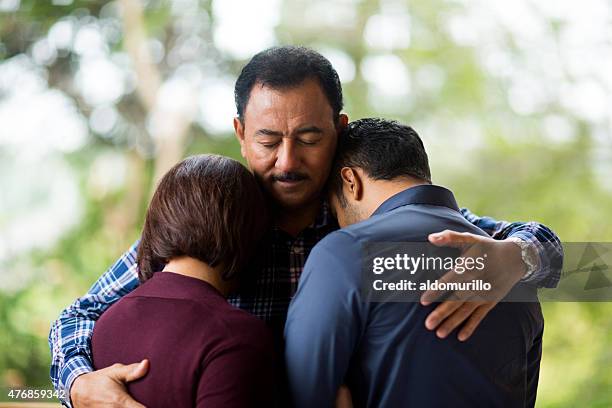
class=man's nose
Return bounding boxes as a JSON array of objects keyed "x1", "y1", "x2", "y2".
[{"x1": 275, "y1": 139, "x2": 301, "y2": 172}]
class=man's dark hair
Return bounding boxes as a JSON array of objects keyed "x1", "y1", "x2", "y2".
[
  {"x1": 234, "y1": 45, "x2": 343, "y2": 123},
  {"x1": 137, "y1": 154, "x2": 268, "y2": 282},
  {"x1": 329, "y1": 118, "x2": 432, "y2": 206}
]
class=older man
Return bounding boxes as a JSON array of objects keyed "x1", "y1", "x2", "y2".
[{"x1": 49, "y1": 46, "x2": 562, "y2": 407}]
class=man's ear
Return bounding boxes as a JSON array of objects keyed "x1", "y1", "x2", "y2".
[
  {"x1": 233, "y1": 117, "x2": 247, "y2": 158},
  {"x1": 337, "y1": 113, "x2": 349, "y2": 133},
  {"x1": 340, "y1": 167, "x2": 363, "y2": 201}
]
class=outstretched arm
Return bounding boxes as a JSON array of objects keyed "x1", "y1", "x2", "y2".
[
  {"x1": 422, "y1": 209, "x2": 563, "y2": 341},
  {"x1": 460, "y1": 208, "x2": 563, "y2": 288},
  {"x1": 49, "y1": 240, "x2": 143, "y2": 407}
]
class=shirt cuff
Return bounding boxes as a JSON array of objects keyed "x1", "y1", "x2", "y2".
[
  {"x1": 507, "y1": 236, "x2": 541, "y2": 282},
  {"x1": 59, "y1": 356, "x2": 94, "y2": 407}
]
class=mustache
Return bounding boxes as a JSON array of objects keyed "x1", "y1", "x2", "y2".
[{"x1": 271, "y1": 172, "x2": 309, "y2": 182}]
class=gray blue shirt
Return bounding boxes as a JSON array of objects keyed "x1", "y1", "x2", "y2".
[{"x1": 284, "y1": 185, "x2": 543, "y2": 408}]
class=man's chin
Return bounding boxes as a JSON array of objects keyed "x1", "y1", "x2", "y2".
[{"x1": 268, "y1": 187, "x2": 321, "y2": 211}]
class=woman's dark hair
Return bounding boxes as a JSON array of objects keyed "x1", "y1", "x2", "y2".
[
  {"x1": 234, "y1": 45, "x2": 343, "y2": 123},
  {"x1": 137, "y1": 154, "x2": 268, "y2": 282}
]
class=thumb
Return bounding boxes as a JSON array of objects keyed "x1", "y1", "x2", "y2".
[
  {"x1": 428, "y1": 230, "x2": 472, "y2": 250},
  {"x1": 110, "y1": 359, "x2": 149, "y2": 383}
]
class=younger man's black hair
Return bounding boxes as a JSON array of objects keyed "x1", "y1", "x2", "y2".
[{"x1": 329, "y1": 118, "x2": 432, "y2": 207}]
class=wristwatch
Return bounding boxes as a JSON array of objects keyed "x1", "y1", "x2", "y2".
[{"x1": 509, "y1": 237, "x2": 539, "y2": 280}]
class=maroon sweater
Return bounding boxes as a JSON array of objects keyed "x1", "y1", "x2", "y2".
[{"x1": 91, "y1": 272, "x2": 275, "y2": 408}]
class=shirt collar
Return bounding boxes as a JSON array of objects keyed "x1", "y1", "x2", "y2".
[
  {"x1": 140, "y1": 271, "x2": 226, "y2": 302},
  {"x1": 371, "y1": 184, "x2": 460, "y2": 217},
  {"x1": 271, "y1": 200, "x2": 338, "y2": 235}
]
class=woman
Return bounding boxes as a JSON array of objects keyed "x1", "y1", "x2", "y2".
[{"x1": 91, "y1": 154, "x2": 275, "y2": 407}]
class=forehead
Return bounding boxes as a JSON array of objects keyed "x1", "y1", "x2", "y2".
[{"x1": 243, "y1": 78, "x2": 335, "y2": 128}]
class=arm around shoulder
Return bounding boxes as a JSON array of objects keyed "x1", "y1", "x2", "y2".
[
  {"x1": 460, "y1": 208, "x2": 563, "y2": 288},
  {"x1": 49, "y1": 239, "x2": 142, "y2": 406}
]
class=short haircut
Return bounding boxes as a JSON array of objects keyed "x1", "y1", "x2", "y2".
[
  {"x1": 137, "y1": 154, "x2": 268, "y2": 282},
  {"x1": 329, "y1": 118, "x2": 432, "y2": 205},
  {"x1": 234, "y1": 45, "x2": 343, "y2": 123}
]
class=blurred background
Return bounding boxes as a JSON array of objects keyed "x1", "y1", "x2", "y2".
[{"x1": 0, "y1": 0, "x2": 611, "y2": 406}]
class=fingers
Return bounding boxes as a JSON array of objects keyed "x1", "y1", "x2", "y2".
[
  {"x1": 425, "y1": 301, "x2": 495, "y2": 341},
  {"x1": 420, "y1": 270, "x2": 454, "y2": 305},
  {"x1": 110, "y1": 360, "x2": 149, "y2": 383},
  {"x1": 424, "y1": 300, "x2": 463, "y2": 331},
  {"x1": 335, "y1": 385, "x2": 353, "y2": 408},
  {"x1": 126, "y1": 360, "x2": 149, "y2": 382},
  {"x1": 420, "y1": 270, "x2": 470, "y2": 306},
  {"x1": 434, "y1": 302, "x2": 480, "y2": 339},
  {"x1": 457, "y1": 304, "x2": 494, "y2": 342},
  {"x1": 428, "y1": 230, "x2": 476, "y2": 249}
]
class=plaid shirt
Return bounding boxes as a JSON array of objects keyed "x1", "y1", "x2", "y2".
[{"x1": 48, "y1": 205, "x2": 562, "y2": 406}]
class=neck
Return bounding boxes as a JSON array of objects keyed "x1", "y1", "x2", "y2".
[
  {"x1": 275, "y1": 199, "x2": 322, "y2": 237},
  {"x1": 363, "y1": 178, "x2": 428, "y2": 218},
  {"x1": 162, "y1": 256, "x2": 232, "y2": 296}
]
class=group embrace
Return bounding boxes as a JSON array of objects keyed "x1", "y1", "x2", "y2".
[{"x1": 49, "y1": 46, "x2": 563, "y2": 408}]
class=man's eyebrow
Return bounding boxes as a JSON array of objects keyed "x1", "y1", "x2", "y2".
[
  {"x1": 255, "y1": 126, "x2": 324, "y2": 137},
  {"x1": 255, "y1": 129, "x2": 284, "y2": 137},
  {"x1": 294, "y1": 126, "x2": 324, "y2": 135}
]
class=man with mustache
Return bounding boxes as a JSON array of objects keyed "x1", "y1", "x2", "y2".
[{"x1": 49, "y1": 46, "x2": 562, "y2": 407}]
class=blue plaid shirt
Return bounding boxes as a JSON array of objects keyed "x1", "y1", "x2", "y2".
[{"x1": 48, "y1": 206, "x2": 562, "y2": 406}]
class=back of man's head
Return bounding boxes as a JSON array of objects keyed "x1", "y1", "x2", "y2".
[
  {"x1": 234, "y1": 46, "x2": 343, "y2": 123},
  {"x1": 329, "y1": 118, "x2": 432, "y2": 202}
]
